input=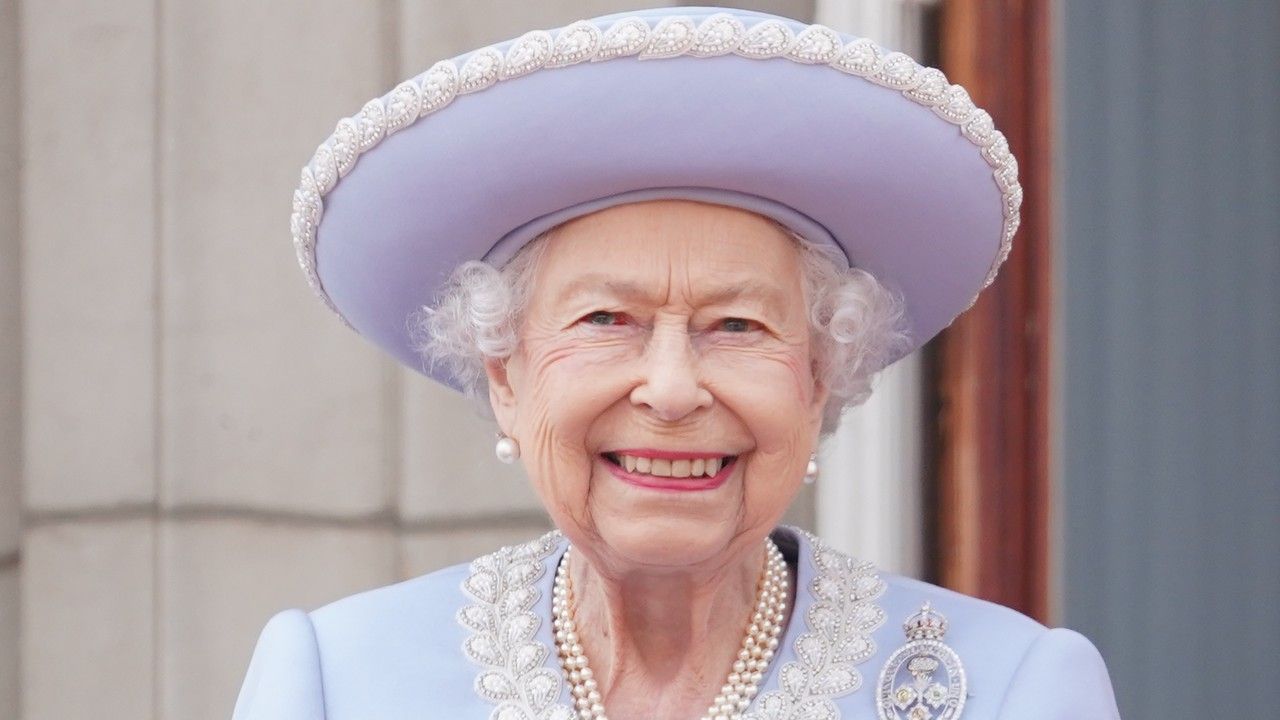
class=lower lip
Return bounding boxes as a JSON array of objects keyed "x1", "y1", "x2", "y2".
[{"x1": 603, "y1": 456, "x2": 736, "y2": 492}]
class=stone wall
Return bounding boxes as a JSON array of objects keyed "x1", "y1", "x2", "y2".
[{"x1": 2, "y1": 0, "x2": 22, "y2": 716}]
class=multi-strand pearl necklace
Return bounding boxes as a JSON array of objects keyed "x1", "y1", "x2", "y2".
[{"x1": 551, "y1": 539, "x2": 789, "y2": 720}]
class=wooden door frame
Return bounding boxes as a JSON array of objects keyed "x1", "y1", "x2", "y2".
[{"x1": 927, "y1": 0, "x2": 1055, "y2": 622}]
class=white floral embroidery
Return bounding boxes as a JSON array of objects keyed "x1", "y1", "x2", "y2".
[
  {"x1": 290, "y1": 12, "x2": 1021, "y2": 327},
  {"x1": 460, "y1": 527, "x2": 885, "y2": 719},
  {"x1": 744, "y1": 531, "x2": 887, "y2": 720},
  {"x1": 458, "y1": 530, "x2": 576, "y2": 720}
]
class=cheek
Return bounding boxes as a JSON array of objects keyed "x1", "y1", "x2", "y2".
[
  {"x1": 511, "y1": 339, "x2": 640, "y2": 508},
  {"x1": 518, "y1": 338, "x2": 640, "y2": 435},
  {"x1": 702, "y1": 346, "x2": 818, "y2": 436},
  {"x1": 703, "y1": 349, "x2": 817, "y2": 510}
]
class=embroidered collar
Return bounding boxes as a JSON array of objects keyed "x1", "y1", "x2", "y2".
[{"x1": 457, "y1": 526, "x2": 886, "y2": 719}]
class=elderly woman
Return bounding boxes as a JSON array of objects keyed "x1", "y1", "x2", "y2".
[{"x1": 235, "y1": 6, "x2": 1119, "y2": 720}]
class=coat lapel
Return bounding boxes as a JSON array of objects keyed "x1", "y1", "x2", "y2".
[{"x1": 458, "y1": 527, "x2": 886, "y2": 720}]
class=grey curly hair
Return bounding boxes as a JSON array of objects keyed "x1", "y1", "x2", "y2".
[{"x1": 412, "y1": 220, "x2": 912, "y2": 437}]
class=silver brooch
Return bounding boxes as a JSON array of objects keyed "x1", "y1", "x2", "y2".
[{"x1": 875, "y1": 602, "x2": 967, "y2": 720}]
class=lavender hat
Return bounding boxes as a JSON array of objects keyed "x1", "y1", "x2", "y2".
[{"x1": 289, "y1": 5, "x2": 1021, "y2": 390}]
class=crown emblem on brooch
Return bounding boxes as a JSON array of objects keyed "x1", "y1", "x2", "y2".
[{"x1": 876, "y1": 602, "x2": 967, "y2": 720}]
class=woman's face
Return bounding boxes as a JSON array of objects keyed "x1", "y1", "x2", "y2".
[{"x1": 486, "y1": 200, "x2": 828, "y2": 571}]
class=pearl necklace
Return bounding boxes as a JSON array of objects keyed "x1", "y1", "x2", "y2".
[{"x1": 552, "y1": 539, "x2": 789, "y2": 720}]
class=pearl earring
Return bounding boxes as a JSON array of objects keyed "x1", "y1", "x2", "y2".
[
  {"x1": 494, "y1": 433, "x2": 521, "y2": 464},
  {"x1": 803, "y1": 452, "x2": 819, "y2": 484}
]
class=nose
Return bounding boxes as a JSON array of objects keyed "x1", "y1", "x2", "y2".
[{"x1": 629, "y1": 322, "x2": 713, "y2": 422}]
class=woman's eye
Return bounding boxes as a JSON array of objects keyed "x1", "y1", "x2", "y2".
[
  {"x1": 719, "y1": 317, "x2": 758, "y2": 333},
  {"x1": 581, "y1": 311, "x2": 628, "y2": 326}
]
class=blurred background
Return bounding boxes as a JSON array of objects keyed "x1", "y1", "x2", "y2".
[{"x1": 0, "y1": 1, "x2": 1276, "y2": 718}]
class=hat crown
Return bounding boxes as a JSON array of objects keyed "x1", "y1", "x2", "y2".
[{"x1": 289, "y1": 7, "x2": 1021, "y2": 387}]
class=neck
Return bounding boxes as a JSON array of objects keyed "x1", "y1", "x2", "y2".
[{"x1": 563, "y1": 538, "x2": 778, "y2": 715}]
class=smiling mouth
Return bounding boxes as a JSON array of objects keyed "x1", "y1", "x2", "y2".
[{"x1": 601, "y1": 452, "x2": 739, "y2": 479}]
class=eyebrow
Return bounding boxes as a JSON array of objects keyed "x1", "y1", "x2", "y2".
[{"x1": 553, "y1": 273, "x2": 789, "y2": 315}]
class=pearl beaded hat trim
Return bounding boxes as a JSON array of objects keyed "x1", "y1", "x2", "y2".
[{"x1": 290, "y1": 6, "x2": 1021, "y2": 389}]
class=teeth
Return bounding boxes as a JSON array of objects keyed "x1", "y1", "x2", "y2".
[{"x1": 610, "y1": 453, "x2": 729, "y2": 478}]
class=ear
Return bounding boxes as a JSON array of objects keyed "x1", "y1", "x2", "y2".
[{"x1": 483, "y1": 356, "x2": 520, "y2": 436}]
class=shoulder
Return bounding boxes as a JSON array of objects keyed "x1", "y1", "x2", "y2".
[
  {"x1": 310, "y1": 560, "x2": 484, "y2": 714},
  {"x1": 873, "y1": 572, "x2": 1119, "y2": 719},
  {"x1": 305, "y1": 527, "x2": 565, "y2": 638},
  {"x1": 232, "y1": 554, "x2": 504, "y2": 719},
  {"x1": 232, "y1": 608, "x2": 325, "y2": 720},
  {"x1": 791, "y1": 528, "x2": 1049, "y2": 678},
  {"x1": 879, "y1": 571, "x2": 1046, "y2": 638},
  {"x1": 308, "y1": 559, "x2": 473, "y2": 645},
  {"x1": 878, "y1": 572, "x2": 1048, "y2": 662},
  {"x1": 995, "y1": 624, "x2": 1121, "y2": 719}
]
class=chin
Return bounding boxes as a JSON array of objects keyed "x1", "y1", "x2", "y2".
[{"x1": 591, "y1": 516, "x2": 741, "y2": 570}]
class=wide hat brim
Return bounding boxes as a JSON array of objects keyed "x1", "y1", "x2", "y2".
[{"x1": 290, "y1": 6, "x2": 1021, "y2": 391}]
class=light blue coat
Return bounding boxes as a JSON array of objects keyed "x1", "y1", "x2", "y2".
[{"x1": 232, "y1": 526, "x2": 1120, "y2": 719}]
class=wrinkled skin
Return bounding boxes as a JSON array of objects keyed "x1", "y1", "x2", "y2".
[{"x1": 484, "y1": 199, "x2": 827, "y2": 718}]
